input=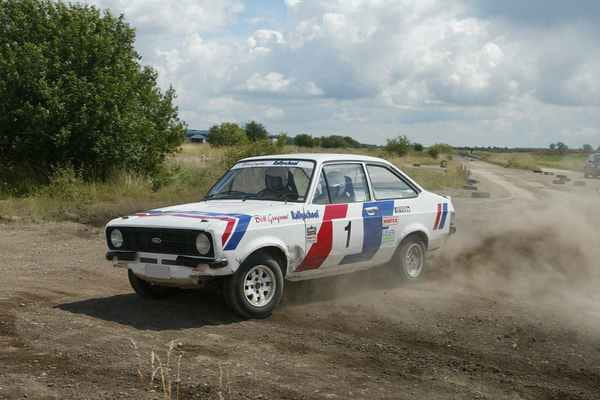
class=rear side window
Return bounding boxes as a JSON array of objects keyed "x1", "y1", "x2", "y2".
[{"x1": 367, "y1": 165, "x2": 417, "y2": 199}]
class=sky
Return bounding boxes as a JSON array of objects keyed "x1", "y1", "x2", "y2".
[{"x1": 84, "y1": 0, "x2": 600, "y2": 147}]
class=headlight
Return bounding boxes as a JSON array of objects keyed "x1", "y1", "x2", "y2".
[
  {"x1": 195, "y1": 233, "x2": 211, "y2": 255},
  {"x1": 110, "y1": 229, "x2": 124, "y2": 248}
]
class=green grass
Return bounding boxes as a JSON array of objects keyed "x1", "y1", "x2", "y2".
[
  {"x1": 0, "y1": 144, "x2": 465, "y2": 226},
  {"x1": 475, "y1": 151, "x2": 587, "y2": 172},
  {"x1": 534, "y1": 153, "x2": 587, "y2": 171}
]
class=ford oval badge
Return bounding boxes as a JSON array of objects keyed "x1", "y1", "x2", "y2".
[{"x1": 151, "y1": 237, "x2": 162, "y2": 244}]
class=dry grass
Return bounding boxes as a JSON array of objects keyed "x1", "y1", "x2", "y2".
[
  {"x1": 476, "y1": 151, "x2": 588, "y2": 172},
  {"x1": 0, "y1": 144, "x2": 465, "y2": 225},
  {"x1": 130, "y1": 339, "x2": 184, "y2": 400}
]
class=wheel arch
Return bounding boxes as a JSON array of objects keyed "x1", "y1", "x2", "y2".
[
  {"x1": 241, "y1": 244, "x2": 289, "y2": 277},
  {"x1": 399, "y1": 229, "x2": 429, "y2": 250}
]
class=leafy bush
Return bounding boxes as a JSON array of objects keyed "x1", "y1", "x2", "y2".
[
  {"x1": 244, "y1": 121, "x2": 269, "y2": 142},
  {"x1": 385, "y1": 136, "x2": 411, "y2": 156},
  {"x1": 428, "y1": 143, "x2": 454, "y2": 159},
  {"x1": 0, "y1": 0, "x2": 185, "y2": 185},
  {"x1": 293, "y1": 134, "x2": 315, "y2": 147},
  {"x1": 276, "y1": 133, "x2": 290, "y2": 147},
  {"x1": 427, "y1": 147, "x2": 440, "y2": 159},
  {"x1": 207, "y1": 123, "x2": 248, "y2": 147},
  {"x1": 413, "y1": 143, "x2": 424, "y2": 152},
  {"x1": 320, "y1": 135, "x2": 360, "y2": 148}
]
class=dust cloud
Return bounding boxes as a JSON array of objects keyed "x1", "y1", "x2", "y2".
[
  {"x1": 284, "y1": 193, "x2": 600, "y2": 332},
  {"x1": 439, "y1": 197, "x2": 600, "y2": 297}
]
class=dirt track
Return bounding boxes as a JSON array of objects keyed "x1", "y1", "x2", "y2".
[{"x1": 2, "y1": 162, "x2": 600, "y2": 400}]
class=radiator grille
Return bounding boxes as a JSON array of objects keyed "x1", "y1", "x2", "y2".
[{"x1": 106, "y1": 227, "x2": 212, "y2": 257}]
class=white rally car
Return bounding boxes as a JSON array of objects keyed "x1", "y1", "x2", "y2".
[{"x1": 105, "y1": 154, "x2": 456, "y2": 318}]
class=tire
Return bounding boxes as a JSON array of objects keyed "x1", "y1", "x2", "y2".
[
  {"x1": 392, "y1": 236, "x2": 427, "y2": 281},
  {"x1": 223, "y1": 253, "x2": 284, "y2": 319},
  {"x1": 128, "y1": 269, "x2": 178, "y2": 299}
]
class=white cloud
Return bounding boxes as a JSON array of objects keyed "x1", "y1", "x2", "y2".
[
  {"x1": 245, "y1": 72, "x2": 291, "y2": 93},
  {"x1": 89, "y1": 0, "x2": 244, "y2": 34},
  {"x1": 248, "y1": 29, "x2": 285, "y2": 54},
  {"x1": 81, "y1": 0, "x2": 600, "y2": 147},
  {"x1": 284, "y1": 0, "x2": 303, "y2": 9}
]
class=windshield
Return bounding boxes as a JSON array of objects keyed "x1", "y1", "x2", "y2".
[{"x1": 206, "y1": 160, "x2": 315, "y2": 202}]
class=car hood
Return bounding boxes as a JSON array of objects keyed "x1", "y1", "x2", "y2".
[{"x1": 106, "y1": 200, "x2": 297, "y2": 231}]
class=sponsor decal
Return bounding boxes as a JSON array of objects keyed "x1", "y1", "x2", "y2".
[
  {"x1": 233, "y1": 160, "x2": 313, "y2": 169},
  {"x1": 135, "y1": 210, "x2": 251, "y2": 250},
  {"x1": 382, "y1": 228, "x2": 396, "y2": 245},
  {"x1": 433, "y1": 203, "x2": 448, "y2": 230},
  {"x1": 306, "y1": 225, "x2": 317, "y2": 243},
  {"x1": 394, "y1": 206, "x2": 411, "y2": 214},
  {"x1": 254, "y1": 214, "x2": 289, "y2": 224},
  {"x1": 290, "y1": 210, "x2": 320, "y2": 220},
  {"x1": 383, "y1": 216, "x2": 399, "y2": 226},
  {"x1": 273, "y1": 160, "x2": 299, "y2": 166}
]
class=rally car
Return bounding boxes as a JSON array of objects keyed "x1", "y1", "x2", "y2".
[
  {"x1": 584, "y1": 153, "x2": 600, "y2": 178},
  {"x1": 105, "y1": 154, "x2": 456, "y2": 318}
]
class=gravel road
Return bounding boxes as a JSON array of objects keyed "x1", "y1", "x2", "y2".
[{"x1": 1, "y1": 161, "x2": 600, "y2": 400}]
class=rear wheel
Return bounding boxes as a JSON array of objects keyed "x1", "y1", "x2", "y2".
[
  {"x1": 392, "y1": 236, "x2": 427, "y2": 281},
  {"x1": 223, "y1": 253, "x2": 284, "y2": 319},
  {"x1": 128, "y1": 269, "x2": 178, "y2": 299}
]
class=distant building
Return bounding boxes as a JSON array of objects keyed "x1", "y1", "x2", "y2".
[
  {"x1": 268, "y1": 134, "x2": 279, "y2": 143},
  {"x1": 185, "y1": 129, "x2": 209, "y2": 144}
]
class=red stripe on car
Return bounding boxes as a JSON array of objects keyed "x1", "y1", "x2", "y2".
[
  {"x1": 296, "y1": 204, "x2": 348, "y2": 272},
  {"x1": 433, "y1": 203, "x2": 442, "y2": 230}
]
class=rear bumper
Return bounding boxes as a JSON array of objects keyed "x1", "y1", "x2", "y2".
[{"x1": 106, "y1": 251, "x2": 232, "y2": 285}]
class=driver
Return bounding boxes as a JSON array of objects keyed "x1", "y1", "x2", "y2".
[{"x1": 258, "y1": 167, "x2": 296, "y2": 200}]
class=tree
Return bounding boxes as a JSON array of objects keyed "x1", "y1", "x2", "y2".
[
  {"x1": 556, "y1": 142, "x2": 568, "y2": 154},
  {"x1": 275, "y1": 133, "x2": 289, "y2": 147},
  {"x1": 413, "y1": 143, "x2": 424, "y2": 152},
  {"x1": 342, "y1": 136, "x2": 361, "y2": 148},
  {"x1": 384, "y1": 136, "x2": 411, "y2": 157},
  {"x1": 320, "y1": 135, "x2": 349, "y2": 148},
  {"x1": 582, "y1": 144, "x2": 593, "y2": 153},
  {"x1": 549, "y1": 143, "x2": 557, "y2": 151},
  {"x1": 293, "y1": 134, "x2": 315, "y2": 147},
  {"x1": 244, "y1": 121, "x2": 268, "y2": 142},
  {"x1": 207, "y1": 123, "x2": 248, "y2": 147},
  {"x1": 0, "y1": 0, "x2": 185, "y2": 184}
]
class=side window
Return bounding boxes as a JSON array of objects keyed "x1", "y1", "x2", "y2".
[
  {"x1": 367, "y1": 165, "x2": 417, "y2": 199},
  {"x1": 313, "y1": 172, "x2": 330, "y2": 204},
  {"x1": 322, "y1": 164, "x2": 370, "y2": 204}
]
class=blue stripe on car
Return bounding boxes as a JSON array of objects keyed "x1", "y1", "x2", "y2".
[
  {"x1": 439, "y1": 203, "x2": 448, "y2": 229},
  {"x1": 340, "y1": 200, "x2": 395, "y2": 265}
]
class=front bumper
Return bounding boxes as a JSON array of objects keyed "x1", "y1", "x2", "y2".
[{"x1": 106, "y1": 250, "x2": 231, "y2": 285}]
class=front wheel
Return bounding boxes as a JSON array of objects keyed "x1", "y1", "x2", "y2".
[
  {"x1": 128, "y1": 270, "x2": 178, "y2": 299},
  {"x1": 223, "y1": 253, "x2": 284, "y2": 319},
  {"x1": 393, "y1": 236, "x2": 427, "y2": 281}
]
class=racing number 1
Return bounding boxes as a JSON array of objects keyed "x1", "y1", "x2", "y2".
[{"x1": 344, "y1": 221, "x2": 352, "y2": 248}]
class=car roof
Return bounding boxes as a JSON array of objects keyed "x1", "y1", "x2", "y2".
[{"x1": 240, "y1": 153, "x2": 388, "y2": 164}]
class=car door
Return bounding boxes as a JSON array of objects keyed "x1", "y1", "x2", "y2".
[
  {"x1": 294, "y1": 163, "x2": 371, "y2": 274},
  {"x1": 362, "y1": 163, "x2": 420, "y2": 265}
]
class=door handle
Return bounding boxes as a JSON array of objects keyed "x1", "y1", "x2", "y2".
[{"x1": 365, "y1": 207, "x2": 379, "y2": 216}]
